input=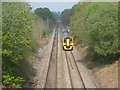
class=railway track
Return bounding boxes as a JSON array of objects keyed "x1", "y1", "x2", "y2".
[
  {"x1": 44, "y1": 22, "x2": 96, "y2": 88},
  {"x1": 44, "y1": 26, "x2": 86, "y2": 88},
  {"x1": 44, "y1": 26, "x2": 58, "y2": 88},
  {"x1": 65, "y1": 51, "x2": 86, "y2": 89}
]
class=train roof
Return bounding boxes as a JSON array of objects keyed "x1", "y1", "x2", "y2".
[{"x1": 63, "y1": 32, "x2": 70, "y2": 36}]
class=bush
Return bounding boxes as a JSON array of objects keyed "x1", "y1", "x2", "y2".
[
  {"x1": 41, "y1": 30, "x2": 49, "y2": 38},
  {"x1": 2, "y1": 2, "x2": 35, "y2": 88}
]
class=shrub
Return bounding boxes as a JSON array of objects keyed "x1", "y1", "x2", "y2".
[
  {"x1": 2, "y1": 2, "x2": 35, "y2": 88},
  {"x1": 41, "y1": 30, "x2": 49, "y2": 38}
]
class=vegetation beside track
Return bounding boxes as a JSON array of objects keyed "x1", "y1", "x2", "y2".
[
  {"x1": 61, "y1": 9, "x2": 73, "y2": 26},
  {"x1": 2, "y1": 2, "x2": 35, "y2": 88},
  {"x1": 2, "y1": 2, "x2": 56, "y2": 88},
  {"x1": 34, "y1": 8, "x2": 56, "y2": 31},
  {"x1": 61, "y1": 2, "x2": 119, "y2": 65},
  {"x1": 34, "y1": 7, "x2": 56, "y2": 38}
]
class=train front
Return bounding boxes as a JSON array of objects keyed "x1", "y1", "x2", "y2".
[{"x1": 62, "y1": 29, "x2": 73, "y2": 51}]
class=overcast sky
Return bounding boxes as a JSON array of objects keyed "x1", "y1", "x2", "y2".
[{"x1": 29, "y1": 2, "x2": 79, "y2": 12}]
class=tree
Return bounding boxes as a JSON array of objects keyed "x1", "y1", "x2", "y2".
[
  {"x1": 70, "y1": 2, "x2": 89, "y2": 47},
  {"x1": 85, "y1": 3, "x2": 119, "y2": 56},
  {"x1": 2, "y1": 2, "x2": 35, "y2": 88},
  {"x1": 69, "y1": 2, "x2": 119, "y2": 63},
  {"x1": 34, "y1": 8, "x2": 56, "y2": 27},
  {"x1": 61, "y1": 9, "x2": 73, "y2": 26}
]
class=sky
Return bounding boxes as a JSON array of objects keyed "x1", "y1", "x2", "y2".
[{"x1": 29, "y1": 2, "x2": 79, "y2": 12}]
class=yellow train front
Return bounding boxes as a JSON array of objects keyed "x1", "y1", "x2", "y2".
[{"x1": 62, "y1": 36, "x2": 73, "y2": 51}]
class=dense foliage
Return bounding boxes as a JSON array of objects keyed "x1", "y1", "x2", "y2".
[
  {"x1": 34, "y1": 8, "x2": 56, "y2": 27},
  {"x1": 69, "y1": 2, "x2": 119, "y2": 64},
  {"x1": 61, "y1": 9, "x2": 73, "y2": 26},
  {"x1": 2, "y1": 2, "x2": 35, "y2": 88},
  {"x1": 70, "y1": 3, "x2": 89, "y2": 47},
  {"x1": 86, "y1": 3, "x2": 118, "y2": 56}
]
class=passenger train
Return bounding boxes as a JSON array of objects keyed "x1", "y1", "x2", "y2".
[{"x1": 62, "y1": 36, "x2": 73, "y2": 51}]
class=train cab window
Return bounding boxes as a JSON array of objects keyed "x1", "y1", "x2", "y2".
[
  {"x1": 70, "y1": 38, "x2": 72, "y2": 43},
  {"x1": 64, "y1": 39, "x2": 66, "y2": 43}
]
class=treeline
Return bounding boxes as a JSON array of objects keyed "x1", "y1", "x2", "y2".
[
  {"x1": 2, "y1": 2, "x2": 56, "y2": 88},
  {"x1": 61, "y1": 9, "x2": 73, "y2": 26},
  {"x1": 34, "y1": 8, "x2": 56, "y2": 29},
  {"x1": 62, "y1": 2, "x2": 119, "y2": 64},
  {"x1": 34, "y1": 8, "x2": 56, "y2": 37}
]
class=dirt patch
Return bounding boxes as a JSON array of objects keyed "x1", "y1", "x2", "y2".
[
  {"x1": 37, "y1": 38, "x2": 48, "y2": 46},
  {"x1": 92, "y1": 61, "x2": 118, "y2": 88},
  {"x1": 75, "y1": 45, "x2": 118, "y2": 88}
]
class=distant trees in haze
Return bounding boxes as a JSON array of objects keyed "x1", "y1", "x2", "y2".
[
  {"x1": 34, "y1": 8, "x2": 56, "y2": 27},
  {"x1": 54, "y1": 12, "x2": 61, "y2": 20},
  {"x1": 61, "y1": 9, "x2": 73, "y2": 26}
]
